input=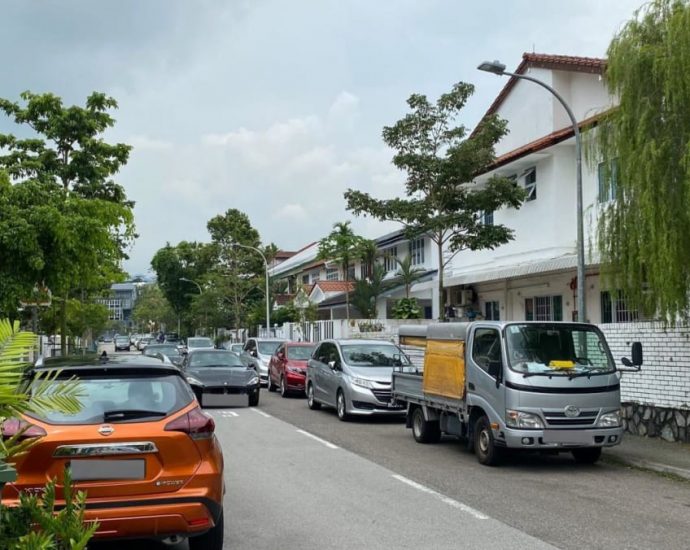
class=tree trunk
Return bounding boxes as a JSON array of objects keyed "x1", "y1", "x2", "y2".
[
  {"x1": 60, "y1": 294, "x2": 68, "y2": 356},
  {"x1": 437, "y1": 241, "x2": 445, "y2": 321}
]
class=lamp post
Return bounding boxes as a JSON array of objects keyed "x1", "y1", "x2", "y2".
[
  {"x1": 179, "y1": 277, "x2": 205, "y2": 335},
  {"x1": 477, "y1": 60, "x2": 586, "y2": 323},
  {"x1": 232, "y1": 243, "x2": 271, "y2": 336}
]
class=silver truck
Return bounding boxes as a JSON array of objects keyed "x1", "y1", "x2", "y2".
[{"x1": 392, "y1": 321, "x2": 642, "y2": 466}]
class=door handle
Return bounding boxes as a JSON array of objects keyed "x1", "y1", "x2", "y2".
[{"x1": 468, "y1": 383, "x2": 475, "y2": 391}]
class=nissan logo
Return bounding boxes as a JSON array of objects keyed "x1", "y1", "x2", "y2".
[
  {"x1": 564, "y1": 405, "x2": 580, "y2": 418},
  {"x1": 98, "y1": 425, "x2": 115, "y2": 436}
]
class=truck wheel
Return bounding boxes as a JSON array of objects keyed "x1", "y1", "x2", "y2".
[
  {"x1": 572, "y1": 447, "x2": 602, "y2": 464},
  {"x1": 474, "y1": 416, "x2": 502, "y2": 466},
  {"x1": 307, "y1": 383, "x2": 321, "y2": 410},
  {"x1": 411, "y1": 407, "x2": 441, "y2": 444}
]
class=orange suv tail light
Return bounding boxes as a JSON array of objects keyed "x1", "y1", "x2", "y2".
[
  {"x1": 1, "y1": 418, "x2": 47, "y2": 440},
  {"x1": 164, "y1": 407, "x2": 215, "y2": 440}
]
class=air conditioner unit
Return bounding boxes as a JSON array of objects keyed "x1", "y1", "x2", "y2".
[{"x1": 453, "y1": 289, "x2": 474, "y2": 306}]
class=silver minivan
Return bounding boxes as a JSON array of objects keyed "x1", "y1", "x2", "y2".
[{"x1": 306, "y1": 339, "x2": 410, "y2": 420}]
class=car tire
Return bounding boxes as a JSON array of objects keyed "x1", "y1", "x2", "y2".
[
  {"x1": 280, "y1": 376, "x2": 289, "y2": 398},
  {"x1": 336, "y1": 390, "x2": 349, "y2": 421},
  {"x1": 189, "y1": 509, "x2": 223, "y2": 550},
  {"x1": 474, "y1": 415, "x2": 502, "y2": 466},
  {"x1": 267, "y1": 373, "x2": 277, "y2": 392},
  {"x1": 572, "y1": 447, "x2": 602, "y2": 464},
  {"x1": 307, "y1": 383, "x2": 321, "y2": 410},
  {"x1": 248, "y1": 388, "x2": 260, "y2": 407},
  {"x1": 411, "y1": 407, "x2": 441, "y2": 444}
]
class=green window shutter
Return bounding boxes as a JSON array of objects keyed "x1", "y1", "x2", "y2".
[{"x1": 553, "y1": 295, "x2": 563, "y2": 321}]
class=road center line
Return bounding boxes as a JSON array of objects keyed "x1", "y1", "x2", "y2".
[
  {"x1": 391, "y1": 474, "x2": 488, "y2": 520},
  {"x1": 250, "y1": 408, "x2": 272, "y2": 418},
  {"x1": 296, "y1": 429, "x2": 339, "y2": 449}
]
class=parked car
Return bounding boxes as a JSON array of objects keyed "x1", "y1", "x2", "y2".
[
  {"x1": 221, "y1": 342, "x2": 244, "y2": 354},
  {"x1": 268, "y1": 342, "x2": 315, "y2": 397},
  {"x1": 3, "y1": 353, "x2": 224, "y2": 548},
  {"x1": 114, "y1": 335, "x2": 131, "y2": 352},
  {"x1": 242, "y1": 338, "x2": 287, "y2": 386},
  {"x1": 143, "y1": 343, "x2": 184, "y2": 366},
  {"x1": 306, "y1": 339, "x2": 409, "y2": 420},
  {"x1": 186, "y1": 337, "x2": 215, "y2": 354},
  {"x1": 136, "y1": 336, "x2": 154, "y2": 351},
  {"x1": 182, "y1": 349, "x2": 260, "y2": 407}
]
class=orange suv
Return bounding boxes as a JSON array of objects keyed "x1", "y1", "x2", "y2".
[{"x1": 1, "y1": 353, "x2": 225, "y2": 549}]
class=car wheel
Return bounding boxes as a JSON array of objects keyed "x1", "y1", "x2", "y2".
[
  {"x1": 572, "y1": 447, "x2": 602, "y2": 464},
  {"x1": 248, "y1": 388, "x2": 260, "y2": 407},
  {"x1": 189, "y1": 509, "x2": 223, "y2": 550},
  {"x1": 307, "y1": 383, "x2": 321, "y2": 410},
  {"x1": 336, "y1": 390, "x2": 349, "y2": 421},
  {"x1": 267, "y1": 373, "x2": 277, "y2": 392},
  {"x1": 411, "y1": 407, "x2": 441, "y2": 444},
  {"x1": 280, "y1": 376, "x2": 289, "y2": 398},
  {"x1": 474, "y1": 415, "x2": 502, "y2": 466}
]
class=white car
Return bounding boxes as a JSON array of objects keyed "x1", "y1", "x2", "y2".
[{"x1": 186, "y1": 337, "x2": 215, "y2": 354}]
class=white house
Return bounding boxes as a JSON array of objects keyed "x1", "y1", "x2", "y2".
[{"x1": 444, "y1": 53, "x2": 629, "y2": 324}]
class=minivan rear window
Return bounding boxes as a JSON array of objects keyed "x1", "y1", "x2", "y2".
[{"x1": 26, "y1": 374, "x2": 194, "y2": 425}]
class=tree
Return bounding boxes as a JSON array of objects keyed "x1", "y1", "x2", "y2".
[
  {"x1": 393, "y1": 255, "x2": 425, "y2": 298},
  {"x1": 131, "y1": 285, "x2": 177, "y2": 333},
  {"x1": 345, "y1": 82, "x2": 526, "y2": 319},
  {"x1": 317, "y1": 222, "x2": 367, "y2": 321},
  {"x1": 351, "y1": 264, "x2": 389, "y2": 319},
  {"x1": 587, "y1": 0, "x2": 690, "y2": 322},
  {"x1": 0, "y1": 92, "x2": 135, "y2": 352}
]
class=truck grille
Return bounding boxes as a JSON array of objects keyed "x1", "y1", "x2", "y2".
[{"x1": 543, "y1": 410, "x2": 598, "y2": 426}]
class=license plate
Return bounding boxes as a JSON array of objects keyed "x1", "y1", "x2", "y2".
[
  {"x1": 202, "y1": 393, "x2": 249, "y2": 407},
  {"x1": 542, "y1": 430, "x2": 593, "y2": 444},
  {"x1": 70, "y1": 459, "x2": 145, "y2": 481}
]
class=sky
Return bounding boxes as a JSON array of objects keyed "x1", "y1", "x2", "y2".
[{"x1": 0, "y1": 0, "x2": 643, "y2": 276}]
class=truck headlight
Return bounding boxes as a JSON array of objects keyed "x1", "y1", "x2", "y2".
[
  {"x1": 351, "y1": 378, "x2": 374, "y2": 389},
  {"x1": 597, "y1": 410, "x2": 621, "y2": 427},
  {"x1": 506, "y1": 409, "x2": 544, "y2": 429}
]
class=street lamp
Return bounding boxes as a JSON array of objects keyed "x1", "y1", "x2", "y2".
[
  {"x1": 179, "y1": 277, "x2": 205, "y2": 335},
  {"x1": 232, "y1": 243, "x2": 270, "y2": 336},
  {"x1": 477, "y1": 60, "x2": 586, "y2": 323}
]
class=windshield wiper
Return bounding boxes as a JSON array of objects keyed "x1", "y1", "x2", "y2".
[
  {"x1": 103, "y1": 409, "x2": 167, "y2": 422},
  {"x1": 567, "y1": 370, "x2": 611, "y2": 380},
  {"x1": 522, "y1": 371, "x2": 556, "y2": 378}
]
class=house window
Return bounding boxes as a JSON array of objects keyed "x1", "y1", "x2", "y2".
[
  {"x1": 347, "y1": 264, "x2": 356, "y2": 280},
  {"x1": 326, "y1": 267, "x2": 339, "y2": 281},
  {"x1": 310, "y1": 271, "x2": 320, "y2": 283},
  {"x1": 302, "y1": 274, "x2": 309, "y2": 285},
  {"x1": 523, "y1": 167, "x2": 537, "y2": 201},
  {"x1": 409, "y1": 238, "x2": 425, "y2": 266},
  {"x1": 525, "y1": 295, "x2": 562, "y2": 321},
  {"x1": 601, "y1": 291, "x2": 638, "y2": 323},
  {"x1": 361, "y1": 262, "x2": 371, "y2": 280},
  {"x1": 482, "y1": 211, "x2": 494, "y2": 226},
  {"x1": 598, "y1": 160, "x2": 618, "y2": 203},
  {"x1": 484, "y1": 301, "x2": 500, "y2": 320},
  {"x1": 384, "y1": 247, "x2": 398, "y2": 272}
]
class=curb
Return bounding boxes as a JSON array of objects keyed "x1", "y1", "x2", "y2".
[{"x1": 605, "y1": 454, "x2": 690, "y2": 481}]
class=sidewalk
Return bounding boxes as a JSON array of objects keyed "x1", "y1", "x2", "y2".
[{"x1": 603, "y1": 434, "x2": 690, "y2": 480}]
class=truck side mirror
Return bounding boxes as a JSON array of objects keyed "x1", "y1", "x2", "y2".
[{"x1": 622, "y1": 342, "x2": 643, "y2": 369}]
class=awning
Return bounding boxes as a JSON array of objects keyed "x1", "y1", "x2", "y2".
[{"x1": 444, "y1": 255, "x2": 583, "y2": 287}]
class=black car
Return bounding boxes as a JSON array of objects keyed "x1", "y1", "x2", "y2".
[{"x1": 181, "y1": 350, "x2": 260, "y2": 407}]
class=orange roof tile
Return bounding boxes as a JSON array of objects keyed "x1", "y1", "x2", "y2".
[{"x1": 312, "y1": 281, "x2": 355, "y2": 293}]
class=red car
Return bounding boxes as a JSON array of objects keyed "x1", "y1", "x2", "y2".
[{"x1": 267, "y1": 342, "x2": 315, "y2": 397}]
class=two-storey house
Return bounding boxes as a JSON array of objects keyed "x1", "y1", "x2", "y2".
[{"x1": 444, "y1": 53, "x2": 635, "y2": 325}]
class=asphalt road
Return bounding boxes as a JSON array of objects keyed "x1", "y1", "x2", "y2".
[{"x1": 92, "y1": 348, "x2": 690, "y2": 549}]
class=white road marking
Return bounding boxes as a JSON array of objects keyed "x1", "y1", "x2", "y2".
[
  {"x1": 392, "y1": 474, "x2": 489, "y2": 520},
  {"x1": 296, "y1": 429, "x2": 339, "y2": 449},
  {"x1": 222, "y1": 411, "x2": 239, "y2": 417},
  {"x1": 251, "y1": 408, "x2": 272, "y2": 418}
]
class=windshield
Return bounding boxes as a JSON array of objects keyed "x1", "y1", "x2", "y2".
[
  {"x1": 26, "y1": 374, "x2": 193, "y2": 425},
  {"x1": 144, "y1": 345, "x2": 180, "y2": 357},
  {"x1": 506, "y1": 324, "x2": 615, "y2": 376},
  {"x1": 287, "y1": 345, "x2": 315, "y2": 360},
  {"x1": 115, "y1": 337, "x2": 129, "y2": 343},
  {"x1": 340, "y1": 344, "x2": 411, "y2": 367},
  {"x1": 189, "y1": 351, "x2": 244, "y2": 368},
  {"x1": 188, "y1": 338, "x2": 213, "y2": 348},
  {"x1": 258, "y1": 341, "x2": 282, "y2": 355}
]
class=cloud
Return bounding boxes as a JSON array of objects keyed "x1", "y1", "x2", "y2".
[{"x1": 128, "y1": 135, "x2": 173, "y2": 151}]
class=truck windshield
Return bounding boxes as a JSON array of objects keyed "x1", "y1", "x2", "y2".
[{"x1": 505, "y1": 324, "x2": 615, "y2": 376}]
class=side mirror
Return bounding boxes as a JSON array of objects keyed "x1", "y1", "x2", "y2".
[
  {"x1": 251, "y1": 350, "x2": 258, "y2": 358},
  {"x1": 622, "y1": 342, "x2": 643, "y2": 369},
  {"x1": 328, "y1": 360, "x2": 338, "y2": 370}
]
